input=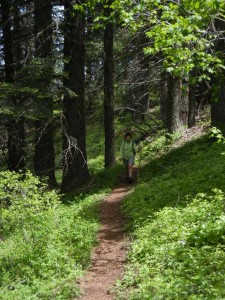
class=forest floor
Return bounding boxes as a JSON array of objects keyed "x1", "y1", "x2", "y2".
[{"x1": 77, "y1": 183, "x2": 132, "y2": 300}]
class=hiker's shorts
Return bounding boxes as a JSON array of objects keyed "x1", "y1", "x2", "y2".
[{"x1": 123, "y1": 157, "x2": 134, "y2": 167}]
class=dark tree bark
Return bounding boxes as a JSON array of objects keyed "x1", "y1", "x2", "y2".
[
  {"x1": 33, "y1": 0, "x2": 57, "y2": 188},
  {"x1": 130, "y1": 90, "x2": 140, "y2": 122},
  {"x1": 211, "y1": 20, "x2": 225, "y2": 131},
  {"x1": 1, "y1": 1, "x2": 14, "y2": 83},
  {"x1": 160, "y1": 71, "x2": 168, "y2": 122},
  {"x1": 211, "y1": 84, "x2": 225, "y2": 131},
  {"x1": 181, "y1": 79, "x2": 189, "y2": 125},
  {"x1": 7, "y1": 120, "x2": 25, "y2": 172},
  {"x1": 12, "y1": 3, "x2": 22, "y2": 71},
  {"x1": 188, "y1": 77, "x2": 196, "y2": 128},
  {"x1": 1, "y1": 0, "x2": 25, "y2": 172},
  {"x1": 104, "y1": 0, "x2": 115, "y2": 168},
  {"x1": 140, "y1": 62, "x2": 150, "y2": 122},
  {"x1": 61, "y1": 0, "x2": 90, "y2": 193},
  {"x1": 166, "y1": 73, "x2": 183, "y2": 133}
]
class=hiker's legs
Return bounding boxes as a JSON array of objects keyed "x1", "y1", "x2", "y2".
[
  {"x1": 126, "y1": 166, "x2": 129, "y2": 178},
  {"x1": 128, "y1": 163, "x2": 133, "y2": 178},
  {"x1": 128, "y1": 158, "x2": 134, "y2": 183},
  {"x1": 124, "y1": 165, "x2": 129, "y2": 178},
  {"x1": 123, "y1": 159, "x2": 129, "y2": 178},
  {"x1": 123, "y1": 158, "x2": 134, "y2": 183}
]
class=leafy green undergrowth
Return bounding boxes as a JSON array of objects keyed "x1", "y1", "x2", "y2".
[
  {"x1": 115, "y1": 133, "x2": 225, "y2": 299},
  {"x1": 0, "y1": 171, "x2": 105, "y2": 300},
  {"x1": 88, "y1": 155, "x2": 123, "y2": 188}
]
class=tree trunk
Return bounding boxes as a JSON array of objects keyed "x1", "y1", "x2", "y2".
[
  {"x1": 34, "y1": 0, "x2": 57, "y2": 188},
  {"x1": 139, "y1": 34, "x2": 150, "y2": 121},
  {"x1": 211, "y1": 19, "x2": 225, "y2": 132},
  {"x1": 166, "y1": 73, "x2": 183, "y2": 133},
  {"x1": 160, "y1": 71, "x2": 168, "y2": 122},
  {"x1": 1, "y1": 0, "x2": 25, "y2": 171},
  {"x1": 104, "y1": 0, "x2": 115, "y2": 168},
  {"x1": 12, "y1": 3, "x2": 22, "y2": 71},
  {"x1": 181, "y1": 79, "x2": 189, "y2": 126},
  {"x1": 0, "y1": 1, "x2": 14, "y2": 83},
  {"x1": 188, "y1": 78, "x2": 196, "y2": 128},
  {"x1": 211, "y1": 84, "x2": 225, "y2": 131},
  {"x1": 128, "y1": 31, "x2": 150, "y2": 122},
  {"x1": 61, "y1": 0, "x2": 90, "y2": 193},
  {"x1": 7, "y1": 120, "x2": 25, "y2": 172},
  {"x1": 130, "y1": 90, "x2": 140, "y2": 122}
]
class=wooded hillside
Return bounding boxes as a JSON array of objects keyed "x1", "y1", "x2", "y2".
[
  {"x1": 0, "y1": 0, "x2": 224, "y2": 190},
  {"x1": 1, "y1": 1, "x2": 225, "y2": 299}
]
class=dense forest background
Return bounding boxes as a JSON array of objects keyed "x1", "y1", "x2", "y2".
[
  {"x1": 1, "y1": 1, "x2": 225, "y2": 299},
  {"x1": 1, "y1": 0, "x2": 225, "y2": 192}
]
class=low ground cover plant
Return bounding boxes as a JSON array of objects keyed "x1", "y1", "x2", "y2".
[
  {"x1": 0, "y1": 171, "x2": 103, "y2": 299},
  {"x1": 116, "y1": 133, "x2": 225, "y2": 299}
]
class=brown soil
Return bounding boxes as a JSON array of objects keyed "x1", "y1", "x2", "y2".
[{"x1": 77, "y1": 184, "x2": 131, "y2": 300}]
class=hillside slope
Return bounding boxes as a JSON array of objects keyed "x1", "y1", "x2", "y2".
[{"x1": 115, "y1": 128, "x2": 225, "y2": 299}]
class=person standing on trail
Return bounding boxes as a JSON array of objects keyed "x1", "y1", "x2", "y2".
[{"x1": 120, "y1": 132, "x2": 137, "y2": 184}]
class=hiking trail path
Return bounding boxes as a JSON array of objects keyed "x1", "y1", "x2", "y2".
[{"x1": 77, "y1": 184, "x2": 132, "y2": 300}]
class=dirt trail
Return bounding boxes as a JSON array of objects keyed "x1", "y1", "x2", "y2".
[{"x1": 77, "y1": 184, "x2": 131, "y2": 300}]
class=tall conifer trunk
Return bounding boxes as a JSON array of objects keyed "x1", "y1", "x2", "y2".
[
  {"x1": 211, "y1": 20, "x2": 225, "y2": 131},
  {"x1": 211, "y1": 84, "x2": 225, "y2": 130},
  {"x1": 188, "y1": 75, "x2": 196, "y2": 128},
  {"x1": 1, "y1": 0, "x2": 25, "y2": 171},
  {"x1": 61, "y1": 0, "x2": 90, "y2": 193},
  {"x1": 34, "y1": 0, "x2": 57, "y2": 187},
  {"x1": 160, "y1": 71, "x2": 168, "y2": 122},
  {"x1": 104, "y1": 0, "x2": 115, "y2": 168}
]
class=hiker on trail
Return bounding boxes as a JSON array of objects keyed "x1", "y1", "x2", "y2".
[{"x1": 120, "y1": 132, "x2": 137, "y2": 184}]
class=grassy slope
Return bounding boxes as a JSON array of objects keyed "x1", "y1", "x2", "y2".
[{"x1": 115, "y1": 131, "x2": 225, "y2": 299}]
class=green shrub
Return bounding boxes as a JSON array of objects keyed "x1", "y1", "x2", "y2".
[
  {"x1": 0, "y1": 171, "x2": 101, "y2": 299},
  {"x1": 118, "y1": 190, "x2": 225, "y2": 299},
  {"x1": 209, "y1": 127, "x2": 225, "y2": 143}
]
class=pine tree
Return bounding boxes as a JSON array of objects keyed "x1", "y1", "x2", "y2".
[
  {"x1": 61, "y1": 0, "x2": 90, "y2": 192},
  {"x1": 1, "y1": 0, "x2": 25, "y2": 172},
  {"x1": 34, "y1": 0, "x2": 57, "y2": 187},
  {"x1": 104, "y1": 0, "x2": 115, "y2": 168}
]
